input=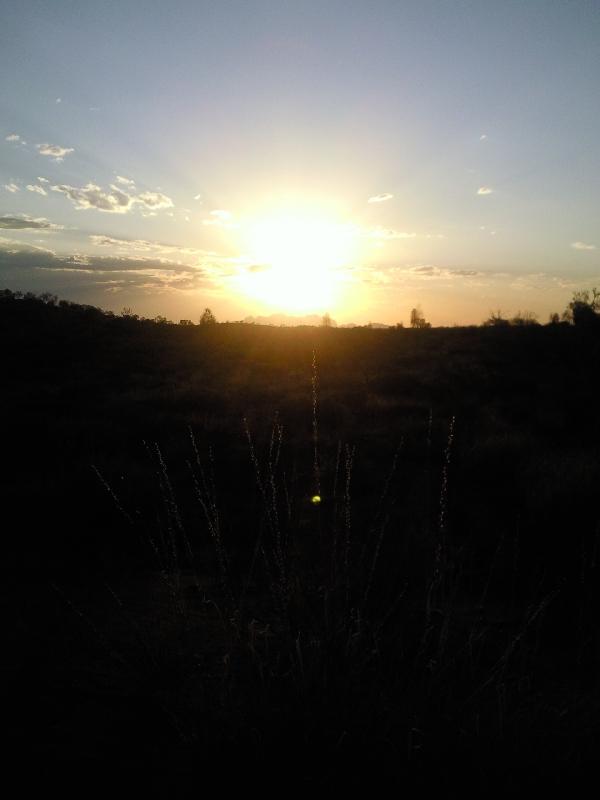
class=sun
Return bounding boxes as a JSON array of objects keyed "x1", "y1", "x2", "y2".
[{"x1": 236, "y1": 210, "x2": 357, "y2": 314}]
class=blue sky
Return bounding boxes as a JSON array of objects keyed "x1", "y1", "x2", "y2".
[{"x1": 1, "y1": 0, "x2": 599, "y2": 324}]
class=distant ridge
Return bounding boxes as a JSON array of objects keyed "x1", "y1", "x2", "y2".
[
  {"x1": 241, "y1": 314, "x2": 392, "y2": 328},
  {"x1": 338, "y1": 322, "x2": 391, "y2": 329},
  {"x1": 242, "y1": 313, "x2": 338, "y2": 327}
]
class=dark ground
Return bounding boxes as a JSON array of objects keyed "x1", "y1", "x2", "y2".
[{"x1": 2, "y1": 292, "x2": 599, "y2": 791}]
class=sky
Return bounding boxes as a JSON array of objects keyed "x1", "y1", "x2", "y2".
[{"x1": 1, "y1": 0, "x2": 599, "y2": 325}]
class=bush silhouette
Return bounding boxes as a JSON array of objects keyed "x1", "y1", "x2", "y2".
[
  {"x1": 410, "y1": 306, "x2": 431, "y2": 328},
  {"x1": 566, "y1": 289, "x2": 600, "y2": 328},
  {"x1": 200, "y1": 307, "x2": 217, "y2": 325}
]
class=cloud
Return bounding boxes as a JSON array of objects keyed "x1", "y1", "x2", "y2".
[
  {"x1": 4, "y1": 183, "x2": 19, "y2": 193},
  {"x1": 90, "y1": 234, "x2": 162, "y2": 251},
  {"x1": 36, "y1": 143, "x2": 74, "y2": 161},
  {"x1": 357, "y1": 225, "x2": 443, "y2": 243},
  {"x1": 477, "y1": 186, "x2": 493, "y2": 195},
  {"x1": 247, "y1": 263, "x2": 270, "y2": 273},
  {"x1": 135, "y1": 191, "x2": 173, "y2": 209},
  {"x1": 451, "y1": 268, "x2": 483, "y2": 277},
  {"x1": 480, "y1": 134, "x2": 488, "y2": 141},
  {"x1": 115, "y1": 175, "x2": 135, "y2": 186},
  {"x1": 404, "y1": 265, "x2": 484, "y2": 280},
  {"x1": 571, "y1": 241, "x2": 596, "y2": 251},
  {"x1": 202, "y1": 209, "x2": 236, "y2": 227},
  {"x1": 27, "y1": 184, "x2": 48, "y2": 196},
  {"x1": 0, "y1": 237, "x2": 57, "y2": 257},
  {"x1": 352, "y1": 265, "x2": 586, "y2": 299},
  {"x1": 0, "y1": 214, "x2": 63, "y2": 230},
  {"x1": 89, "y1": 233, "x2": 210, "y2": 261},
  {"x1": 45, "y1": 257, "x2": 194, "y2": 274},
  {"x1": 56, "y1": 97, "x2": 62, "y2": 104},
  {"x1": 506, "y1": 272, "x2": 574, "y2": 292},
  {"x1": 53, "y1": 182, "x2": 134, "y2": 213},
  {"x1": 88, "y1": 233, "x2": 250, "y2": 284},
  {"x1": 5, "y1": 133, "x2": 22, "y2": 142},
  {"x1": 0, "y1": 238, "x2": 211, "y2": 294},
  {"x1": 52, "y1": 182, "x2": 174, "y2": 214},
  {"x1": 368, "y1": 193, "x2": 394, "y2": 204},
  {"x1": 37, "y1": 177, "x2": 49, "y2": 183},
  {"x1": 344, "y1": 262, "x2": 489, "y2": 287},
  {"x1": 367, "y1": 227, "x2": 416, "y2": 240},
  {"x1": 194, "y1": 193, "x2": 202, "y2": 201}
]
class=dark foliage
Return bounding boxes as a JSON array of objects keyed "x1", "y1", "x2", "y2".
[
  {"x1": 2, "y1": 288, "x2": 600, "y2": 791},
  {"x1": 567, "y1": 288, "x2": 600, "y2": 328}
]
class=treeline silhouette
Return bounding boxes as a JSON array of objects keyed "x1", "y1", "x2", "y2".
[
  {"x1": 4, "y1": 286, "x2": 597, "y2": 328},
  {"x1": 2, "y1": 287, "x2": 600, "y2": 791}
]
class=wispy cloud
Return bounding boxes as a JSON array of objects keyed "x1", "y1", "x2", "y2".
[
  {"x1": 477, "y1": 186, "x2": 493, "y2": 195},
  {"x1": 53, "y1": 182, "x2": 133, "y2": 213},
  {"x1": 366, "y1": 227, "x2": 416, "y2": 241},
  {"x1": 135, "y1": 191, "x2": 173, "y2": 210},
  {"x1": 202, "y1": 209, "x2": 237, "y2": 227},
  {"x1": 5, "y1": 133, "x2": 22, "y2": 142},
  {"x1": 4, "y1": 183, "x2": 20, "y2": 193},
  {"x1": 52, "y1": 182, "x2": 174, "y2": 214},
  {"x1": 571, "y1": 241, "x2": 596, "y2": 251},
  {"x1": 37, "y1": 177, "x2": 49, "y2": 183},
  {"x1": 193, "y1": 193, "x2": 202, "y2": 201},
  {"x1": 0, "y1": 214, "x2": 63, "y2": 230},
  {"x1": 368, "y1": 193, "x2": 394, "y2": 204},
  {"x1": 479, "y1": 134, "x2": 488, "y2": 141},
  {"x1": 341, "y1": 262, "x2": 493, "y2": 288},
  {"x1": 89, "y1": 233, "x2": 250, "y2": 284},
  {"x1": 90, "y1": 234, "x2": 162, "y2": 251},
  {"x1": 89, "y1": 233, "x2": 211, "y2": 261},
  {"x1": 115, "y1": 175, "x2": 135, "y2": 187},
  {"x1": 0, "y1": 238, "x2": 210, "y2": 292},
  {"x1": 505, "y1": 272, "x2": 582, "y2": 293},
  {"x1": 406, "y1": 265, "x2": 483, "y2": 279},
  {"x1": 27, "y1": 184, "x2": 48, "y2": 196},
  {"x1": 0, "y1": 236, "x2": 56, "y2": 253},
  {"x1": 354, "y1": 265, "x2": 586, "y2": 302},
  {"x1": 36, "y1": 142, "x2": 74, "y2": 161}
]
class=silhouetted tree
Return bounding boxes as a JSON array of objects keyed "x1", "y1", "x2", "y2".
[
  {"x1": 548, "y1": 312, "x2": 561, "y2": 325},
  {"x1": 410, "y1": 307, "x2": 431, "y2": 328},
  {"x1": 199, "y1": 307, "x2": 217, "y2": 325},
  {"x1": 511, "y1": 310, "x2": 539, "y2": 326},
  {"x1": 321, "y1": 312, "x2": 332, "y2": 327},
  {"x1": 565, "y1": 288, "x2": 600, "y2": 327},
  {"x1": 482, "y1": 310, "x2": 510, "y2": 327}
]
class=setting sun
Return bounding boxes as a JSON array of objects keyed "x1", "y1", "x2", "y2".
[{"x1": 236, "y1": 211, "x2": 357, "y2": 314}]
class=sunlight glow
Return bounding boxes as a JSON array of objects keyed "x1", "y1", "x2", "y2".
[{"x1": 236, "y1": 211, "x2": 357, "y2": 313}]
